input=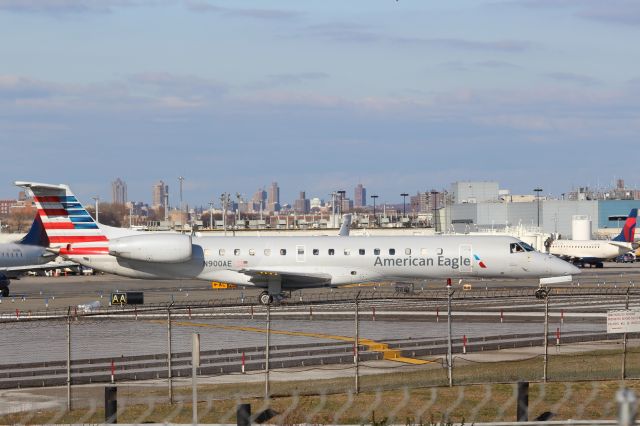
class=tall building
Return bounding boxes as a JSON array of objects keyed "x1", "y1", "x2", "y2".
[
  {"x1": 268, "y1": 182, "x2": 280, "y2": 212},
  {"x1": 152, "y1": 180, "x2": 169, "y2": 209},
  {"x1": 251, "y1": 188, "x2": 267, "y2": 212},
  {"x1": 294, "y1": 191, "x2": 310, "y2": 214},
  {"x1": 111, "y1": 178, "x2": 127, "y2": 205},
  {"x1": 354, "y1": 184, "x2": 366, "y2": 208}
]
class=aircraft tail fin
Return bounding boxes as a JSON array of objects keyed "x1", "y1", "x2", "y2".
[
  {"x1": 18, "y1": 216, "x2": 49, "y2": 247},
  {"x1": 14, "y1": 181, "x2": 109, "y2": 254},
  {"x1": 612, "y1": 208, "x2": 637, "y2": 242}
]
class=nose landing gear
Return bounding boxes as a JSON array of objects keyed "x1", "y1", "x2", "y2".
[{"x1": 535, "y1": 287, "x2": 549, "y2": 299}]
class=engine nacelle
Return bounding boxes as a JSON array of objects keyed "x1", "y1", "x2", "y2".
[{"x1": 108, "y1": 234, "x2": 192, "y2": 263}]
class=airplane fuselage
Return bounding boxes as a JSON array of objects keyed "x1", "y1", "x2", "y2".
[
  {"x1": 549, "y1": 240, "x2": 633, "y2": 263},
  {"x1": 70, "y1": 235, "x2": 576, "y2": 288},
  {"x1": 0, "y1": 243, "x2": 48, "y2": 268}
]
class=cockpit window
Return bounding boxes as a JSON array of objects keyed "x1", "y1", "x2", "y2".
[
  {"x1": 520, "y1": 242, "x2": 535, "y2": 252},
  {"x1": 510, "y1": 242, "x2": 534, "y2": 253}
]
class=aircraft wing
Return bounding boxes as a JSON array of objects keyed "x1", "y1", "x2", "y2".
[
  {"x1": 239, "y1": 269, "x2": 332, "y2": 288},
  {"x1": 0, "y1": 261, "x2": 78, "y2": 278}
]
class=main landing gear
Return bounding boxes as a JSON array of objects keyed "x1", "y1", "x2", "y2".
[{"x1": 258, "y1": 291, "x2": 289, "y2": 305}]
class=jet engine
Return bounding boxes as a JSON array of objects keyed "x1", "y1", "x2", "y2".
[{"x1": 108, "y1": 234, "x2": 192, "y2": 263}]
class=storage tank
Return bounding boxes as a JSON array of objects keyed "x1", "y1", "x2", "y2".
[{"x1": 571, "y1": 215, "x2": 591, "y2": 240}]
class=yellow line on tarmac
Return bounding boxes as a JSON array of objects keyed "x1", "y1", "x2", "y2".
[{"x1": 161, "y1": 320, "x2": 432, "y2": 365}]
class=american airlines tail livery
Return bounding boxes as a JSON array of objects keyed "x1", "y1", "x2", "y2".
[
  {"x1": 17, "y1": 181, "x2": 579, "y2": 304},
  {"x1": 549, "y1": 208, "x2": 638, "y2": 268}
]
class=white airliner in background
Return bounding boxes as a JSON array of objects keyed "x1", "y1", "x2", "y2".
[
  {"x1": 0, "y1": 217, "x2": 74, "y2": 297},
  {"x1": 17, "y1": 181, "x2": 579, "y2": 304},
  {"x1": 549, "y1": 208, "x2": 637, "y2": 268}
]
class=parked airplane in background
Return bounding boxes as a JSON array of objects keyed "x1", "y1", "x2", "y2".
[
  {"x1": 0, "y1": 217, "x2": 74, "y2": 297},
  {"x1": 17, "y1": 181, "x2": 580, "y2": 304},
  {"x1": 548, "y1": 208, "x2": 638, "y2": 268}
]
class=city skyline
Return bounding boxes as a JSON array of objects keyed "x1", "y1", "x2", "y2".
[{"x1": 1, "y1": 1, "x2": 639, "y2": 204}]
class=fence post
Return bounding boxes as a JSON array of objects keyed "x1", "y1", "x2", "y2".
[
  {"x1": 167, "y1": 305, "x2": 173, "y2": 404},
  {"x1": 617, "y1": 388, "x2": 637, "y2": 426},
  {"x1": 237, "y1": 403, "x2": 251, "y2": 426},
  {"x1": 265, "y1": 303, "x2": 271, "y2": 399},
  {"x1": 105, "y1": 386, "x2": 117, "y2": 424},
  {"x1": 447, "y1": 278, "x2": 453, "y2": 387},
  {"x1": 66, "y1": 307, "x2": 72, "y2": 411},
  {"x1": 543, "y1": 291, "x2": 550, "y2": 383},
  {"x1": 354, "y1": 295, "x2": 360, "y2": 394},
  {"x1": 623, "y1": 287, "x2": 630, "y2": 380},
  {"x1": 517, "y1": 381, "x2": 529, "y2": 422}
]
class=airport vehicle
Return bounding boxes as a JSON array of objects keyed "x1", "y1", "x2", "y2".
[
  {"x1": 548, "y1": 209, "x2": 638, "y2": 268},
  {"x1": 0, "y1": 217, "x2": 74, "y2": 297},
  {"x1": 615, "y1": 253, "x2": 636, "y2": 263},
  {"x1": 17, "y1": 181, "x2": 579, "y2": 304}
]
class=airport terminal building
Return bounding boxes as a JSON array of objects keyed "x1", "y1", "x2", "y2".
[{"x1": 446, "y1": 182, "x2": 639, "y2": 239}]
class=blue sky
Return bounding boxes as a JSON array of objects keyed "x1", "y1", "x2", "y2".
[{"x1": 1, "y1": 0, "x2": 639, "y2": 206}]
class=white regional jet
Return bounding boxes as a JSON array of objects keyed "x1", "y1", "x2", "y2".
[
  {"x1": 17, "y1": 181, "x2": 579, "y2": 304},
  {"x1": 548, "y1": 208, "x2": 638, "y2": 268},
  {"x1": 0, "y1": 216, "x2": 74, "y2": 297}
]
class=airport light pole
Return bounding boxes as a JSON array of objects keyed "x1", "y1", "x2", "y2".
[
  {"x1": 534, "y1": 187, "x2": 543, "y2": 228},
  {"x1": 178, "y1": 177, "x2": 184, "y2": 229},
  {"x1": 401, "y1": 193, "x2": 409, "y2": 219},
  {"x1": 92, "y1": 196, "x2": 100, "y2": 223},
  {"x1": 337, "y1": 190, "x2": 346, "y2": 218},
  {"x1": 208, "y1": 202, "x2": 214, "y2": 230},
  {"x1": 371, "y1": 195, "x2": 378, "y2": 228}
]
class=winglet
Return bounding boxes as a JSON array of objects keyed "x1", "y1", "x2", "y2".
[{"x1": 338, "y1": 214, "x2": 352, "y2": 236}]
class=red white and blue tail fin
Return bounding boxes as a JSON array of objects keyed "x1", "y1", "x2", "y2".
[
  {"x1": 15, "y1": 181, "x2": 109, "y2": 255},
  {"x1": 613, "y1": 208, "x2": 637, "y2": 243}
]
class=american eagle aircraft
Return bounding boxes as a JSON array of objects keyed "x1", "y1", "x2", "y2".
[{"x1": 17, "y1": 181, "x2": 579, "y2": 304}]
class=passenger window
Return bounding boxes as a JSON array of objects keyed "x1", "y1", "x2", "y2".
[
  {"x1": 405, "y1": 248, "x2": 411, "y2": 255},
  {"x1": 313, "y1": 249, "x2": 319, "y2": 255},
  {"x1": 280, "y1": 249, "x2": 287, "y2": 255},
  {"x1": 219, "y1": 249, "x2": 225, "y2": 256},
  {"x1": 328, "y1": 249, "x2": 335, "y2": 255},
  {"x1": 249, "y1": 249, "x2": 255, "y2": 256},
  {"x1": 264, "y1": 249, "x2": 271, "y2": 256},
  {"x1": 234, "y1": 249, "x2": 241, "y2": 256},
  {"x1": 420, "y1": 248, "x2": 428, "y2": 256},
  {"x1": 359, "y1": 249, "x2": 365, "y2": 255},
  {"x1": 374, "y1": 248, "x2": 380, "y2": 255},
  {"x1": 389, "y1": 249, "x2": 396, "y2": 255},
  {"x1": 344, "y1": 249, "x2": 351, "y2": 256}
]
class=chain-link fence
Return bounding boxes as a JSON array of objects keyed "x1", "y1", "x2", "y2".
[{"x1": 1, "y1": 286, "x2": 640, "y2": 424}]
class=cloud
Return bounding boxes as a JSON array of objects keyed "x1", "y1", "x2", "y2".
[
  {"x1": 249, "y1": 72, "x2": 329, "y2": 90},
  {"x1": 0, "y1": 0, "x2": 164, "y2": 14},
  {"x1": 184, "y1": 0, "x2": 300, "y2": 21},
  {"x1": 545, "y1": 72, "x2": 601, "y2": 86},
  {"x1": 301, "y1": 23, "x2": 533, "y2": 52},
  {"x1": 438, "y1": 60, "x2": 521, "y2": 72},
  {"x1": 499, "y1": 0, "x2": 640, "y2": 26}
]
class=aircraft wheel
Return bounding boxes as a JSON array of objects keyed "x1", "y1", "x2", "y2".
[
  {"x1": 535, "y1": 288, "x2": 548, "y2": 299},
  {"x1": 596, "y1": 262, "x2": 604, "y2": 268},
  {"x1": 259, "y1": 292, "x2": 273, "y2": 306},
  {"x1": 0, "y1": 287, "x2": 8, "y2": 298}
]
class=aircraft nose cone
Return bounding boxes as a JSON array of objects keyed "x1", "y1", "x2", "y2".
[{"x1": 549, "y1": 255, "x2": 580, "y2": 276}]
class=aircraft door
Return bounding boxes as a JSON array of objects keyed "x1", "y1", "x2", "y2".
[
  {"x1": 459, "y1": 244, "x2": 472, "y2": 273},
  {"x1": 296, "y1": 245, "x2": 306, "y2": 263}
]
